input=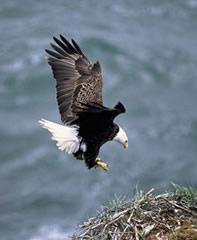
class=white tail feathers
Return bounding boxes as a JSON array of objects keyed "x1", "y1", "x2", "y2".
[{"x1": 39, "y1": 119, "x2": 80, "y2": 154}]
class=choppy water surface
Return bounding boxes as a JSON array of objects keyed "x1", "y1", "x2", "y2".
[{"x1": 1, "y1": 0, "x2": 197, "y2": 239}]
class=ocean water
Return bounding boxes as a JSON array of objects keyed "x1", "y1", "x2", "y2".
[{"x1": 1, "y1": 0, "x2": 197, "y2": 239}]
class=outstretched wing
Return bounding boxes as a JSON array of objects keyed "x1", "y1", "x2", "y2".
[
  {"x1": 45, "y1": 35, "x2": 103, "y2": 125},
  {"x1": 72, "y1": 101, "x2": 126, "y2": 130}
]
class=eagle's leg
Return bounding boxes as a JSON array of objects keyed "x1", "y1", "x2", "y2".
[{"x1": 95, "y1": 158, "x2": 108, "y2": 171}]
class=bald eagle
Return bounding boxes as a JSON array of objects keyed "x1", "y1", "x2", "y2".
[{"x1": 39, "y1": 35, "x2": 128, "y2": 171}]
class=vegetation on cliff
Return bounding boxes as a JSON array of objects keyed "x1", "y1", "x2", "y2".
[{"x1": 72, "y1": 183, "x2": 197, "y2": 239}]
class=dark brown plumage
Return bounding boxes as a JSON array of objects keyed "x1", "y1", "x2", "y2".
[{"x1": 46, "y1": 34, "x2": 103, "y2": 125}]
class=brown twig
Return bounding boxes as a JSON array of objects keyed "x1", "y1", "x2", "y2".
[
  {"x1": 120, "y1": 224, "x2": 130, "y2": 240},
  {"x1": 134, "y1": 225, "x2": 139, "y2": 240},
  {"x1": 101, "y1": 207, "x2": 132, "y2": 234},
  {"x1": 160, "y1": 196, "x2": 197, "y2": 217},
  {"x1": 127, "y1": 188, "x2": 155, "y2": 224}
]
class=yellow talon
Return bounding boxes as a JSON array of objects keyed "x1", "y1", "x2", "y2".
[
  {"x1": 95, "y1": 157, "x2": 108, "y2": 171},
  {"x1": 95, "y1": 161, "x2": 108, "y2": 171}
]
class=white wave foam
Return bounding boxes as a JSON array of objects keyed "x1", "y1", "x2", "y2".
[{"x1": 29, "y1": 226, "x2": 72, "y2": 240}]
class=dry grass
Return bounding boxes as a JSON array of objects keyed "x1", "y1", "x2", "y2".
[{"x1": 72, "y1": 183, "x2": 197, "y2": 240}]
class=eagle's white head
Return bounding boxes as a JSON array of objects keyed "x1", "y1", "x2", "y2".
[{"x1": 113, "y1": 126, "x2": 128, "y2": 149}]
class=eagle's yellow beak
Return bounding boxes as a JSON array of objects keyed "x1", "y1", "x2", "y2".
[{"x1": 123, "y1": 140, "x2": 128, "y2": 149}]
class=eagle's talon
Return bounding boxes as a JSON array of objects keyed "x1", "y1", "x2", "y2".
[{"x1": 95, "y1": 161, "x2": 108, "y2": 171}]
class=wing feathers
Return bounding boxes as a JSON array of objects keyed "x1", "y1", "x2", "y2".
[
  {"x1": 60, "y1": 35, "x2": 78, "y2": 54},
  {"x1": 92, "y1": 61, "x2": 102, "y2": 75},
  {"x1": 71, "y1": 39, "x2": 86, "y2": 57},
  {"x1": 45, "y1": 35, "x2": 103, "y2": 125},
  {"x1": 71, "y1": 101, "x2": 126, "y2": 127},
  {"x1": 50, "y1": 43, "x2": 75, "y2": 59},
  {"x1": 114, "y1": 102, "x2": 126, "y2": 113},
  {"x1": 53, "y1": 36, "x2": 73, "y2": 54}
]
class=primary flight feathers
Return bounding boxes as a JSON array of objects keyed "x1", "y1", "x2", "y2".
[{"x1": 45, "y1": 34, "x2": 103, "y2": 125}]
